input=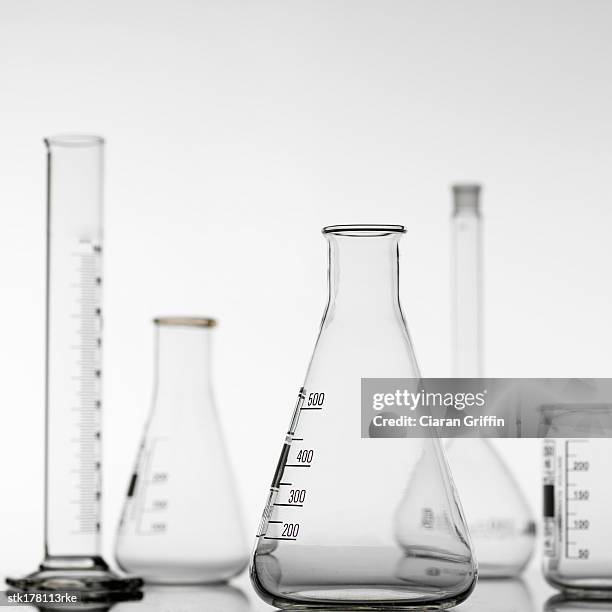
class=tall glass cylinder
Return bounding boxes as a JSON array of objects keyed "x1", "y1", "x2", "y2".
[
  {"x1": 45, "y1": 135, "x2": 104, "y2": 561},
  {"x1": 451, "y1": 185, "x2": 482, "y2": 378},
  {"x1": 8, "y1": 136, "x2": 141, "y2": 599}
]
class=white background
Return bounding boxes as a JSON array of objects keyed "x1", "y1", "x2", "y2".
[{"x1": 1, "y1": 0, "x2": 611, "y2": 576}]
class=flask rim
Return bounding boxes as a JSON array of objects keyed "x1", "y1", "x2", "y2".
[
  {"x1": 322, "y1": 224, "x2": 405, "y2": 237},
  {"x1": 44, "y1": 134, "x2": 105, "y2": 148},
  {"x1": 154, "y1": 316, "x2": 217, "y2": 328}
]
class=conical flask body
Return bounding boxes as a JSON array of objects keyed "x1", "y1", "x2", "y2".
[
  {"x1": 251, "y1": 226, "x2": 477, "y2": 609},
  {"x1": 445, "y1": 438, "x2": 535, "y2": 577},
  {"x1": 115, "y1": 318, "x2": 248, "y2": 583}
]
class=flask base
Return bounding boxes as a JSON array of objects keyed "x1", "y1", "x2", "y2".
[
  {"x1": 7, "y1": 556, "x2": 143, "y2": 603},
  {"x1": 251, "y1": 546, "x2": 477, "y2": 610},
  {"x1": 251, "y1": 586, "x2": 471, "y2": 611},
  {"x1": 115, "y1": 554, "x2": 249, "y2": 585}
]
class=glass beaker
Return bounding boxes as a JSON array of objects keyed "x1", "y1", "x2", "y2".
[
  {"x1": 251, "y1": 225, "x2": 477, "y2": 610},
  {"x1": 115, "y1": 317, "x2": 248, "y2": 584},
  {"x1": 542, "y1": 405, "x2": 612, "y2": 596},
  {"x1": 446, "y1": 184, "x2": 536, "y2": 577},
  {"x1": 7, "y1": 136, "x2": 141, "y2": 600}
]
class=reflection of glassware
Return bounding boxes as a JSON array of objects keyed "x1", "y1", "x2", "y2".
[
  {"x1": 446, "y1": 185, "x2": 536, "y2": 577},
  {"x1": 115, "y1": 317, "x2": 249, "y2": 584},
  {"x1": 7, "y1": 136, "x2": 142, "y2": 601},
  {"x1": 251, "y1": 225, "x2": 477, "y2": 609},
  {"x1": 112, "y1": 584, "x2": 250, "y2": 612},
  {"x1": 545, "y1": 594, "x2": 612, "y2": 612},
  {"x1": 454, "y1": 578, "x2": 534, "y2": 612},
  {"x1": 542, "y1": 405, "x2": 612, "y2": 596}
]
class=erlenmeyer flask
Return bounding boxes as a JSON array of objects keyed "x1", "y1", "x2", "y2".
[
  {"x1": 251, "y1": 225, "x2": 477, "y2": 609},
  {"x1": 115, "y1": 317, "x2": 248, "y2": 583},
  {"x1": 446, "y1": 185, "x2": 535, "y2": 577}
]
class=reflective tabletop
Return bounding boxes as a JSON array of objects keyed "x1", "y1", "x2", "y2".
[{"x1": 3, "y1": 569, "x2": 611, "y2": 611}]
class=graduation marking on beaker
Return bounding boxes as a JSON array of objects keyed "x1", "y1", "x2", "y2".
[
  {"x1": 544, "y1": 438, "x2": 596, "y2": 562},
  {"x1": 563, "y1": 439, "x2": 591, "y2": 561}
]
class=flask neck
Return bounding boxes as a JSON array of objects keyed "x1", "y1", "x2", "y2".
[
  {"x1": 155, "y1": 324, "x2": 213, "y2": 395},
  {"x1": 325, "y1": 231, "x2": 402, "y2": 322}
]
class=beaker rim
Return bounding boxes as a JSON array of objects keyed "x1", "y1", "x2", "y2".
[
  {"x1": 154, "y1": 316, "x2": 217, "y2": 328},
  {"x1": 322, "y1": 224, "x2": 405, "y2": 236},
  {"x1": 44, "y1": 134, "x2": 105, "y2": 148}
]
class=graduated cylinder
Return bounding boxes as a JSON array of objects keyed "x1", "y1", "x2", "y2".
[{"x1": 44, "y1": 136, "x2": 105, "y2": 563}]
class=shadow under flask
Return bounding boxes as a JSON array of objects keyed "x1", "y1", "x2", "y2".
[
  {"x1": 251, "y1": 225, "x2": 477, "y2": 610},
  {"x1": 115, "y1": 317, "x2": 248, "y2": 584}
]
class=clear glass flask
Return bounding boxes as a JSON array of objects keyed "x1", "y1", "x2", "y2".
[
  {"x1": 445, "y1": 185, "x2": 536, "y2": 577},
  {"x1": 251, "y1": 225, "x2": 477, "y2": 610},
  {"x1": 7, "y1": 136, "x2": 142, "y2": 600},
  {"x1": 115, "y1": 317, "x2": 249, "y2": 584},
  {"x1": 542, "y1": 405, "x2": 612, "y2": 596}
]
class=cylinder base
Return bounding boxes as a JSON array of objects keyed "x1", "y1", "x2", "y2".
[{"x1": 7, "y1": 556, "x2": 143, "y2": 603}]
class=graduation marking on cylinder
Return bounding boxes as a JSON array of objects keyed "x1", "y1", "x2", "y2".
[{"x1": 69, "y1": 240, "x2": 103, "y2": 539}]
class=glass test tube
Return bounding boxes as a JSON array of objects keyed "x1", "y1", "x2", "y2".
[
  {"x1": 451, "y1": 185, "x2": 482, "y2": 378},
  {"x1": 8, "y1": 136, "x2": 141, "y2": 599}
]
